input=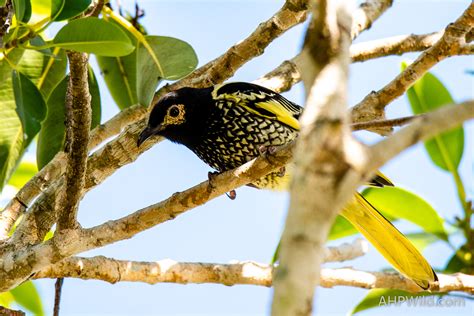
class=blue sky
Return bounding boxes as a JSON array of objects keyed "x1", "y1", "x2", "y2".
[{"x1": 11, "y1": 0, "x2": 474, "y2": 315}]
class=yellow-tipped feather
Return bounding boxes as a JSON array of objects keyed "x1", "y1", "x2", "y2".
[{"x1": 342, "y1": 194, "x2": 438, "y2": 289}]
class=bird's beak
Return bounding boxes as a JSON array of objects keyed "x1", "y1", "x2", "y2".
[{"x1": 137, "y1": 125, "x2": 162, "y2": 147}]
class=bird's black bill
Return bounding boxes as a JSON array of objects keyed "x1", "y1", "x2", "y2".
[{"x1": 137, "y1": 127, "x2": 154, "y2": 147}]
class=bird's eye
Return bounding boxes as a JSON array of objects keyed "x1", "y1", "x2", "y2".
[{"x1": 169, "y1": 106, "x2": 180, "y2": 117}]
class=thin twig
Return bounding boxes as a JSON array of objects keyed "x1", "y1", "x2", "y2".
[
  {"x1": 53, "y1": 278, "x2": 64, "y2": 316},
  {"x1": 351, "y1": 115, "x2": 421, "y2": 131},
  {"x1": 351, "y1": 31, "x2": 443, "y2": 62}
]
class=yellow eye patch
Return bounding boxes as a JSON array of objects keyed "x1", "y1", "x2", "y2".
[{"x1": 164, "y1": 104, "x2": 186, "y2": 126}]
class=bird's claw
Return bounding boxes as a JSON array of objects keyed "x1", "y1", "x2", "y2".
[
  {"x1": 277, "y1": 166, "x2": 286, "y2": 177},
  {"x1": 259, "y1": 145, "x2": 278, "y2": 164},
  {"x1": 226, "y1": 190, "x2": 237, "y2": 200}
]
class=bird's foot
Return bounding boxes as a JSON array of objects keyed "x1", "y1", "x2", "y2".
[
  {"x1": 259, "y1": 145, "x2": 279, "y2": 164},
  {"x1": 226, "y1": 190, "x2": 237, "y2": 200},
  {"x1": 258, "y1": 145, "x2": 278, "y2": 155},
  {"x1": 277, "y1": 166, "x2": 286, "y2": 177}
]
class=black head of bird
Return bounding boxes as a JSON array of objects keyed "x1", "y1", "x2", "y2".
[{"x1": 137, "y1": 86, "x2": 213, "y2": 147}]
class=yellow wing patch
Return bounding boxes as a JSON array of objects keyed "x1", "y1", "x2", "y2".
[
  {"x1": 254, "y1": 100, "x2": 300, "y2": 130},
  {"x1": 212, "y1": 82, "x2": 302, "y2": 130}
]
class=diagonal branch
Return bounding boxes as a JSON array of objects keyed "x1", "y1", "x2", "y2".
[
  {"x1": 34, "y1": 257, "x2": 474, "y2": 294},
  {"x1": 351, "y1": 0, "x2": 393, "y2": 40},
  {"x1": 351, "y1": 3, "x2": 474, "y2": 128},
  {"x1": 350, "y1": 114, "x2": 422, "y2": 131},
  {"x1": 365, "y1": 101, "x2": 474, "y2": 178}
]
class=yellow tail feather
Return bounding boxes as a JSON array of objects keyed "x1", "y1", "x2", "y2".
[{"x1": 342, "y1": 194, "x2": 438, "y2": 289}]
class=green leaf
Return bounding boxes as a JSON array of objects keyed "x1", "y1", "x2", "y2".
[
  {"x1": 52, "y1": 17, "x2": 135, "y2": 56},
  {"x1": 29, "y1": 0, "x2": 56, "y2": 23},
  {"x1": 13, "y1": 0, "x2": 32, "y2": 22},
  {"x1": 328, "y1": 215, "x2": 358, "y2": 240},
  {"x1": 88, "y1": 67, "x2": 102, "y2": 128},
  {"x1": 136, "y1": 36, "x2": 197, "y2": 106},
  {"x1": 0, "y1": 49, "x2": 24, "y2": 83},
  {"x1": 362, "y1": 186, "x2": 448, "y2": 240},
  {"x1": 96, "y1": 52, "x2": 137, "y2": 109},
  {"x1": 37, "y1": 68, "x2": 101, "y2": 168},
  {"x1": 28, "y1": 36, "x2": 51, "y2": 55},
  {"x1": 139, "y1": 36, "x2": 198, "y2": 80},
  {"x1": 15, "y1": 37, "x2": 66, "y2": 99},
  {"x1": 351, "y1": 289, "x2": 435, "y2": 315},
  {"x1": 445, "y1": 252, "x2": 465, "y2": 273},
  {"x1": 0, "y1": 76, "x2": 24, "y2": 192},
  {"x1": 10, "y1": 281, "x2": 44, "y2": 316},
  {"x1": 12, "y1": 71, "x2": 47, "y2": 146},
  {"x1": 97, "y1": 33, "x2": 197, "y2": 109},
  {"x1": 444, "y1": 247, "x2": 473, "y2": 274},
  {"x1": 52, "y1": 0, "x2": 91, "y2": 21},
  {"x1": 401, "y1": 62, "x2": 464, "y2": 171},
  {"x1": 16, "y1": 49, "x2": 45, "y2": 82},
  {"x1": 37, "y1": 48, "x2": 67, "y2": 98},
  {"x1": 7, "y1": 159, "x2": 37, "y2": 189},
  {"x1": 37, "y1": 77, "x2": 66, "y2": 169}
]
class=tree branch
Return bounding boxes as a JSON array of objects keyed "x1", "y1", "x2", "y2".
[
  {"x1": 354, "y1": 32, "x2": 473, "y2": 62},
  {"x1": 350, "y1": 114, "x2": 421, "y2": 131},
  {"x1": 34, "y1": 257, "x2": 474, "y2": 294},
  {"x1": 56, "y1": 52, "x2": 91, "y2": 231},
  {"x1": 272, "y1": 0, "x2": 354, "y2": 314},
  {"x1": 34, "y1": 239, "x2": 368, "y2": 283},
  {"x1": 351, "y1": 31, "x2": 469, "y2": 62},
  {"x1": 351, "y1": 0, "x2": 393, "y2": 40},
  {"x1": 351, "y1": 3, "x2": 474, "y2": 130},
  {"x1": 365, "y1": 101, "x2": 474, "y2": 178}
]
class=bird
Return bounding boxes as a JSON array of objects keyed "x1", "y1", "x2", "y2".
[{"x1": 137, "y1": 81, "x2": 438, "y2": 290}]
